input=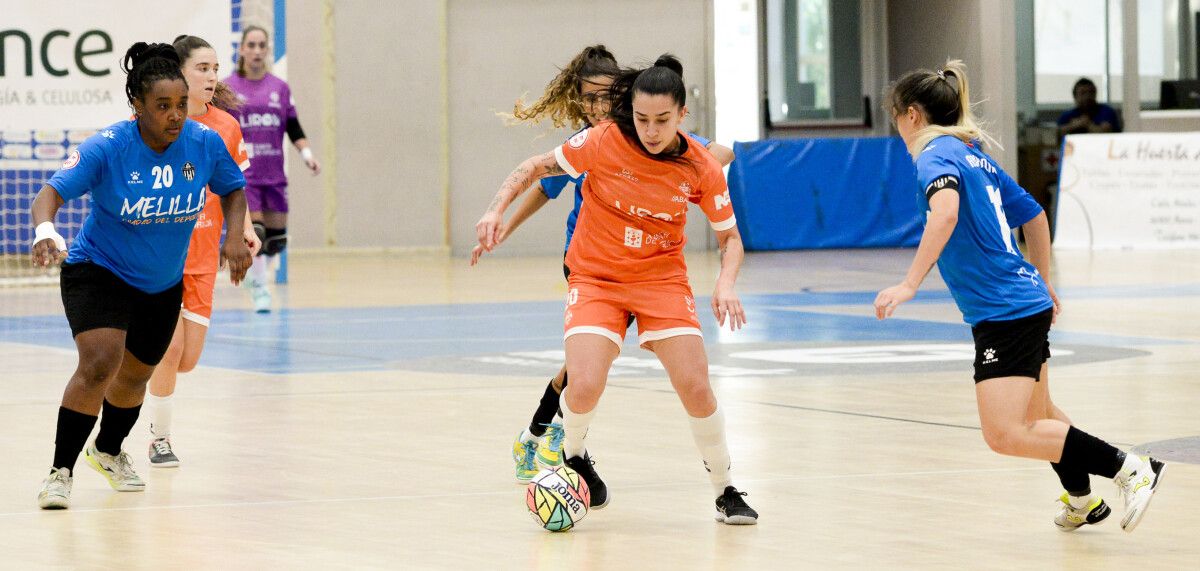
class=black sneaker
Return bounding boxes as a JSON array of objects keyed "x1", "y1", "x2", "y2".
[
  {"x1": 564, "y1": 453, "x2": 609, "y2": 509},
  {"x1": 715, "y1": 486, "x2": 758, "y2": 525}
]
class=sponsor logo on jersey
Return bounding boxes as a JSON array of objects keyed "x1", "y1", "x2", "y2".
[
  {"x1": 182, "y1": 161, "x2": 195, "y2": 182},
  {"x1": 61, "y1": 149, "x2": 80, "y2": 169},
  {"x1": 239, "y1": 113, "x2": 282, "y2": 128},
  {"x1": 714, "y1": 191, "x2": 732, "y2": 211},
  {"x1": 568, "y1": 129, "x2": 589, "y2": 148},
  {"x1": 129, "y1": 171, "x2": 143, "y2": 185},
  {"x1": 964, "y1": 154, "x2": 997, "y2": 174},
  {"x1": 269, "y1": 91, "x2": 282, "y2": 109},
  {"x1": 624, "y1": 226, "x2": 644, "y2": 248},
  {"x1": 100, "y1": 129, "x2": 115, "y2": 139},
  {"x1": 616, "y1": 168, "x2": 640, "y2": 182}
]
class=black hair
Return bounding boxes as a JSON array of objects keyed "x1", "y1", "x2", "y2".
[
  {"x1": 1073, "y1": 77, "x2": 1097, "y2": 96},
  {"x1": 608, "y1": 54, "x2": 688, "y2": 159},
  {"x1": 122, "y1": 42, "x2": 185, "y2": 107},
  {"x1": 173, "y1": 34, "x2": 240, "y2": 112}
]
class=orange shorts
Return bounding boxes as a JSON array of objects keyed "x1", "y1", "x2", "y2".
[
  {"x1": 564, "y1": 276, "x2": 702, "y2": 349},
  {"x1": 180, "y1": 272, "x2": 217, "y2": 326}
]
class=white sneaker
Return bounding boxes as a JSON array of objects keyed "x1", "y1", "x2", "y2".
[
  {"x1": 38, "y1": 467, "x2": 72, "y2": 510},
  {"x1": 84, "y1": 445, "x2": 146, "y2": 492},
  {"x1": 149, "y1": 437, "x2": 180, "y2": 468},
  {"x1": 1053, "y1": 493, "x2": 1110, "y2": 531},
  {"x1": 1115, "y1": 456, "x2": 1166, "y2": 533},
  {"x1": 248, "y1": 279, "x2": 272, "y2": 313}
]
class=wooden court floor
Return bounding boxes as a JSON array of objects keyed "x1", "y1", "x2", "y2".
[{"x1": 0, "y1": 248, "x2": 1197, "y2": 569}]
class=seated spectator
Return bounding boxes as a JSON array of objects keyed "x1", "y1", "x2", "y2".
[{"x1": 1058, "y1": 78, "x2": 1121, "y2": 136}]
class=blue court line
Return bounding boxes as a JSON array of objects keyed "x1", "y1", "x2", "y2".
[{"x1": 0, "y1": 287, "x2": 1191, "y2": 375}]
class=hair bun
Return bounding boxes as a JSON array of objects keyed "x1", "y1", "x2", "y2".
[{"x1": 653, "y1": 54, "x2": 683, "y2": 78}]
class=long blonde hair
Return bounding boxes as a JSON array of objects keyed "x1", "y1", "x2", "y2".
[
  {"x1": 885, "y1": 59, "x2": 999, "y2": 158},
  {"x1": 509, "y1": 45, "x2": 619, "y2": 130}
]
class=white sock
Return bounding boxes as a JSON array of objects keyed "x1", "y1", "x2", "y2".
[
  {"x1": 249, "y1": 255, "x2": 269, "y2": 285},
  {"x1": 689, "y1": 406, "x2": 734, "y2": 496},
  {"x1": 1116, "y1": 452, "x2": 1147, "y2": 480},
  {"x1": 559, "y1": 389, "x2": 596, "y2": 460},
  {"x1": 519, "y1": 428, "x2": 537, "y2": 444},
  {"x1": 148, "y1": 394, "x2": 172, "y2": 438},
  {"x1": 1066, "y1": 492, "x2": 1095, "y2": 510}
]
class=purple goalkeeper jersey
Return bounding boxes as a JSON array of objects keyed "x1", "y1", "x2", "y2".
[{"x1": 224, "y1": 72, "x2": 297, "y2": 187}]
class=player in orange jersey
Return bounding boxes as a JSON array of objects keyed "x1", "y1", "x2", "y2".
[
  {"x1": 475, "y1": 55, "x2": 758, "y2": 525},
  {"x1": 144, "y1": 35, "x2": 261, "y2": 468}
]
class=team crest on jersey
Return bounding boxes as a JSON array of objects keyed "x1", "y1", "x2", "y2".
[
  {"x1": 61, "y1": 150, "x2": 80, "y2": 170},
  {"x1": 269, "y1": 91, "x2": 282, "y2": 109},
  {"x1": 568, "y1": 129, "x2": 589, "y2": 148},
  {"x1": 182, "y1": 161, "x2": 196, "y2": 182}
]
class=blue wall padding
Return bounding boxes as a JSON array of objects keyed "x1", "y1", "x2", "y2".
[{"x1": 728, "y1": 137, "x2": 924, "y2": 250}]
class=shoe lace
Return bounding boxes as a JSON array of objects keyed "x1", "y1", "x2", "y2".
[
  {"x1": 114, "y1": 452, "x2": 138, "y2": 479},
  {"x1": 152, "y1": 439, "x2": 172, "y2": 455},
  {"x1": 540, "y1": 423, "x2": 565, "y2": 451},
  {"x1": 521, "y1": 440, "x2": 538, "y2": 471},
  {"x1": 724, "y1": 488, "x2": 750, "y2": 508}
]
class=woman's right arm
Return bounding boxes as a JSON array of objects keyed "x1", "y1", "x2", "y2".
[
  {"x1": 30, "y1": 185, "x2": 67, "y2": 267},
  {"x1": 469, "y1": 187, "x2": 551, "y2": 266},
  {"x1": 475, "y1": 150, "x2": 565, "y2": 251}
]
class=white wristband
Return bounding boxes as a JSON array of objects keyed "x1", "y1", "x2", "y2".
[
  {"x1": 34, "y1": 221, "x2": 67, "y2": 252},
  {"x1": 300, "y1": 147, "x2": 314, "y2": 162}
]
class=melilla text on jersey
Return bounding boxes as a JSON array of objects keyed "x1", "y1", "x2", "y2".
[{"x1": 119, "y1": 188, "x2": 206, "y2": 226}]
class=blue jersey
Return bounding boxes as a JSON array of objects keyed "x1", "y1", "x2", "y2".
[
  {"x1": 916, "y1": 136, "x2": 1051, "y2": 325},
  {"x1": 541, "y1": 130, "x2": 713, "y2": 251},
  {"x1": 48, "y1": 119, "x2": 247, "y2": 293}
]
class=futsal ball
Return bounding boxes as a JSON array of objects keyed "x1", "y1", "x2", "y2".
[{"x1": 526, "y1": 465, "x2": 591, "y2": 532}]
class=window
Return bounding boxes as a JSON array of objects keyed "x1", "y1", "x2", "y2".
[{"x1": 764, "y1": 0, "x2": 864, "y2": 124}]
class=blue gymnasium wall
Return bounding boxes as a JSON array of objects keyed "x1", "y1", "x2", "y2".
[{"x1": 727, "y1": 137, "x2": 924, "y2": 250}]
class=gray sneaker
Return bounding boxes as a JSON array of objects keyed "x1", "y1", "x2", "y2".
[
  {"x1": 149, "y1": 437, "x2": 180, "y2": 468},
  {"x1": 84, "y1": 445, "x2": 146, "y2": 492},
  {"x1": 38, "y1": 467, "x2": 72, "y2": 510}
]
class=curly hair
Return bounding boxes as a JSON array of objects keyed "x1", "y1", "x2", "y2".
[{"x1": 510, "y1": 45, "x2": 619, "y2": 129}]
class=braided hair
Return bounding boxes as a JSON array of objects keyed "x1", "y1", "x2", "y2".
[{"x1": 123, "y1": 42, "x2": 185, "y2": 108}]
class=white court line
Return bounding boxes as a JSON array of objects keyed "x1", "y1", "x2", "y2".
[
  {"x1": 0, "y1": 465, "x2": 1045, "y2": 518},
  {"x1": 210, "y1": 334, "x2": 563, "y2": 344}
]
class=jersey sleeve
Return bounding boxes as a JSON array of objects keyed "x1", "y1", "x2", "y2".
[
  {"x1": 46, "y1": 135, "x2": 106, "y2": 201},
  {"x1": 554, "y1": 126, "x2": 601, "y2": 179},
  {"x1": 685, "y1": 131, "x2": 711, "y2": 148},
  {"x1": 204, "y1": 129, "x2": 247, "y2": 196},
  {"x1": 284, "y1": 84, "x2": 298, "y2": 121},
  {"x1": 997, "y1": 168, "x2": 1043, "y2": 228},
  {"x1": 693, "y1": 161, "x2": 737, "y2": 232},
  {"x1": 540, "y1": 174, "x2": 576, "y2": 199},
  {"x1": 916, "y1": 153, "x2": 961, "y2": 201},
  {"x1": 225, "y1": 123, "x2": 251, "y2": 172}
]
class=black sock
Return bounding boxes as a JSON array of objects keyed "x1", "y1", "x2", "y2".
[
  {"x1": 53, "y1": 407, "x2": 99, "y2": 471},
  {"x1": 93, "y1": 399, "x2": 142, "y2": 456},
  {"x1": 528, "y1": 374, "x2": 565, "y2": 437},
  {"x1": 1059, "y1": 425, "x2": 1125, "y2": 479},
  {"x1": 1050, "y1": 461, "x2": 1091, "y2": 496}
]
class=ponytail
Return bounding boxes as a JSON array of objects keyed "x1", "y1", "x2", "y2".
[
  {"x1": 885, "y1": 59, "x2": 998, "y2": 158},
  {"x1": 509, "y1": 44, "x2": 619, "y2": 129}
]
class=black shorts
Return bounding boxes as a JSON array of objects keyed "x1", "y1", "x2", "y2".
[
  {"x1": 971, "y1": 308, "x2": 1053, "y2": 382},
  {"x1": 59, "y1": 262, "x2": 183, "y2": 366}
]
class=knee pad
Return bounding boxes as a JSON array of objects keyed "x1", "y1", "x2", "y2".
[
  {"x1": 262, "y1": 227, "x2": 287, "y2": 257},
  {"x1": 252, "y1": 222, "x2": 267, "y2": 243}
]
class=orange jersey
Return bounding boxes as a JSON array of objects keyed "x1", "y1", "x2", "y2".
[
  {"x1": 184, "y1": 104, "x2": 250, "y2": 275},
  {"x1": 555, "y1": 121, "x2": 736, "y2": 283}
]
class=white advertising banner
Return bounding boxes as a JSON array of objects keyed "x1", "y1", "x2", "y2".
[
  {"x1": 0, "y1": 0, "x2": 231, "y2": 131},
  {"x1": 1056, "y1": 132, "x2": 1200, "y2": 249}
]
